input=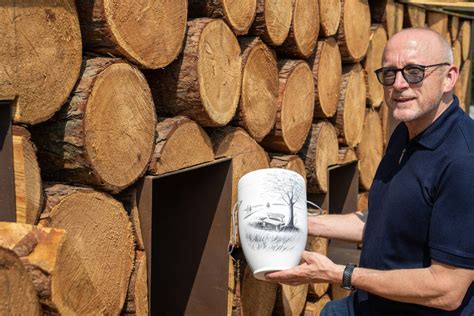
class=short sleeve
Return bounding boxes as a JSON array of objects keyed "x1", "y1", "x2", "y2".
[{"x1": 429, "y1": 154, "x2": 474, "y2": 268}]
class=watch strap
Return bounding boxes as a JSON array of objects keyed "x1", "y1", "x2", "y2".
[{"x1": 341, "y1": 263, "x2": 357, "y2": 290}]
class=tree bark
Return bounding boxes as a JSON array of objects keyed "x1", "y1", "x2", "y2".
[
  {"x1": 299, "y1": 121, "x2": 339, "y2": 194},
  {"x1": 188, "y1": 0, "x2": 257, "y2": 35},
  {"x1": 319, "y1": 0, "x2": 341, "y2": 37},
  {"x1": 12, "y1": 126, "x2": 43, "y2": 224},
  {"x1": 122, "y1": 251, "x2": 149, "y2": 316},
  {"x1": 77, "y1": 0, "x2": 187, "y2": 69},
  {"x1": 40, "y1": 183, "x2": 135, "y2": 315},
  {"x1": 248, "y1": 0, "x2": 293, "y2": 46},
  {"x1": 364, "y1": 25, "x2": 387, "y2": 108},
  {"x1": 234, "y1": 37, "x2": 278, "y2": 141},
  {"x1": 276, "y1": 0, "x2": 320, "y2": 58},
  {"x1": 0, "y1": 222, "x2": 107, "y2": 314},
  {"x1": 0, "y1": 0, "x2": 82, "y2": 125},
  {"x1": 270, "y1": 155, "x2": 307, "y2": 179},
  {"x1": 261, "y1": 59, "x2": 314, "y2": 154},
  {"x1": 310, "y1": 38, "x2": 342, "y2": 118},
  {"x1": 0, "y1": 246, "x2": 41, "y2": 316},
  {"x1": 31, "y1": 57, "x2": 156, "y2": 194},
  {"x1": 149, "y1": 116, "x2": 214, "y2": 175},
  {"x1": 337, "y1": 0, "x2": 371, "y2": 62},
  {"x1": 335, "y1": 63, "x2": 366, "y2": 148},
  {"x1": 357, "y1": 110, "x2": 384, "y2": 190},
  {"x1": 403, "y1": 4, "x2": 426, "y2": 28},
  {"x1": 145, "y1": 18, "x2": 242, "y2": 127}
]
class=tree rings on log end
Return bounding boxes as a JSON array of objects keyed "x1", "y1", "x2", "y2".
[
  {"x1": 0, "y1": 0, "x2": 82, "y2": 125},
  {"x1": 319, "y1": 0, "x2": 341, "y2": 37},
  {"x1": 149, "y1": 116, "x2": 214, "y2": 175},
  {"x1": 270, "y1": 154, "x2": 306, "y2": 179},
  {"x1": 364, "y1": 26, "x2": 387, "y2": 108},
  {"x1": 249, "y1": 0, "x2": 293, "y2": 46}
]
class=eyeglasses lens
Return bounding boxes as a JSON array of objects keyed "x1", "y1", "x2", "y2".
[{"x1": 377, "y1": 66, "x2": 425, "y2": 85}]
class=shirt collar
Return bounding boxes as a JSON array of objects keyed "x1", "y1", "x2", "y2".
[{"x1": 404, "y1": 96, "x2": 463, "y2": 150}]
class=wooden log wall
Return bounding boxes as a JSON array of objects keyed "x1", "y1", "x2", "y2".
[{"x1": 0, "y1": 0, "x2": 472, "y2": 315}]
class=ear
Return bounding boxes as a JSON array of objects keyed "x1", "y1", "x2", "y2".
[{"x1": 443, "y1": 64, "x2": 459, "y2": 93}]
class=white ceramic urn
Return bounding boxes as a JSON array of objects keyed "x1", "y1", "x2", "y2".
[{"x1": 237, "y1": 168, "x2": 308, "y2": 281}]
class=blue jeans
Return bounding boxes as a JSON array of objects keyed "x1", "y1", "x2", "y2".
[{"x1": 321, "y1": 294, "x2": 356, "y2": 316}]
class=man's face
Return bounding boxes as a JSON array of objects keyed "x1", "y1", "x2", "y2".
[{"x1": 383, "y1": 37, "x2": 447, "y2": 123}]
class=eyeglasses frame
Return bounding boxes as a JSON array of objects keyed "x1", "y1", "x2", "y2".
[{"x1": 374, "y1": 63, "x2": 451, "y2": 86}]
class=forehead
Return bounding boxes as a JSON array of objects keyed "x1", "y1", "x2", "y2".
[{"x1": 383, "y1": 34, "x2": 436, "y2": 66}]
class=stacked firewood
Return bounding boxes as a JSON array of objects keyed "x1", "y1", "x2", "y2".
[{"x1": 0, "y1": 0, "x2": 471, "y2": 315}]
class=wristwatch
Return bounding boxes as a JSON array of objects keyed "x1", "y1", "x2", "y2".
[{"x1": 340, "y1": 263, "x2": 357, "y2": 291}]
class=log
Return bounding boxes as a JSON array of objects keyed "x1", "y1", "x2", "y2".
[
  {"x1": 307, "y1": 235, "x2": 329, "y2": 298},
  {"x1": 303, "y1": 294, "x2": 331, "y2": 315},
  {"x1": 459, "y1": 20, "x2": 471, "y2": 62},
  {"x1": 149, "y1": 116, "x2": 214, "y2": 175},
  {"x1": 240, "y1": 265, "x2": 278, "y2": 316},
  {"x1": 338, "y1": 147, "x2": 358, "y2": 165},
  {"x1": 335, "y1": 63, "x2": 367, "y2": 148},
  {"x1": 337, "y1": 0, "x2": 371, "y2": 62},
  {"x1": 12, "y1": 126, "x2": 43, "y2": 224},
  {"x1": 300, "y1": 121, "x2": 339, "y2": 194},
  {"x1": 357, "y1": 110, "x2": 384, "y2": 190},
  {"x1": 235, "y1": 37, "x2": 278, "y2": 141},
  {"x1": 449, "y1": 16, "x2": 459, "y2": 43},
  {"x1": 358, "y1": 192, "x2": 369, "y2": 211},
  {"x1": 145, "y1": 18, "x2": 242, "y2": 127},
  {"x1": 117, "y1": 188, "x2": 145, "y2": 251},
  {"x1": 270, "y1": 155, "x2": 307, "y2": 179},
  {"x1": 40, "y1": 184, "x2": 135, "y2": 315},
  {"x1": 0, "y1": 247, "x2": 41, "y2": 316},
  {"x1": 277, "y1": 0, "x2": 320, "y2": 58},
  {"x1": 330, "y1": 283, "x2": 351, "y2": 300},
  {"x1": 122, "y1": 251, "x2": 149, "y2": 316},
  {"x1": 427, "y1": 12, "x2": 448, "y2": 39},
  {"x1": 0, "y1": 222, "x2": 106, "y2": 314},
  {"x1": 77, "y1": 0, "x2": 187, "y2": 69},
  {"x1": 260, "y1": 60, "x2": 315, "y2": 154},
  {"x1": 31, "y1": 58, "x2": 156, "y2": 194},
  {"x1": 403, "y1": 5, "x2": 425, "y2": 28},
  {"x1": 188, "y1": 0, "x2": 257, "y2": 35},
  {"x1": 310, "y1": 38, "x2": 342, "y2": 118},
  {"x1": 319, "y1": 0, "x2": 341, "y2": 37},
  {"x1": 455, "y1": 59, "x2": 472, "y2": 111},
  {"x1": 248, "y1": 0, "x2": 293, "y2": 46},
  {"x1": 453, "y1": 39, "x2": 462, "y2": 71},
  {"x1": 273, "y1": 283, "x2": 309, "y2": 316},
  {"x1": 0, "y1": 0, "x2": 82, "y2": 125},
  {"x1": 394, "y1": 3, "x2": 404, "y2": 35},
  {"x1": 369, "y1": 0, "x2": 396, "y2": 38},
  {"x1": 380, "y1": 101, "x2": 398, "y2": 148},
  {"x1": 364, "y1": 25, "x2": 388, "y2": 108}
]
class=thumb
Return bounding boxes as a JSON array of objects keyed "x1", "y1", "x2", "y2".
[{"x1": 301, "y1": 251, "x2": 313, "y2": 263}]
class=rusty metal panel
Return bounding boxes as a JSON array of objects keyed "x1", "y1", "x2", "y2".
[
  {"x1": 0, "y1": 100, "x2": 16, "y2": 222},
  {"x1": 137, "y1": 159, "x2": 232, "y2": 316}
]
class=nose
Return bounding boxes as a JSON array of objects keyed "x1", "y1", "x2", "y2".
[{"x1": 392, "y1": 70, "x2": 409, "y2": 90}]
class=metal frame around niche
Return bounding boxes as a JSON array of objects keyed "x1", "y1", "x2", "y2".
[{"x1": 0, "y1": 99, "x2": 16, "y2": 222}]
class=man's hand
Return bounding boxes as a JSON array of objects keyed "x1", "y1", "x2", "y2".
[{"x1": 264, "y1": 251, "x2": 344, "y2": 286}]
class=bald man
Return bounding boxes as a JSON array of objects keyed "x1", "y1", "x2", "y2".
[{"x1": 266, "y1": 28, "x2": 474, "y2": 315}]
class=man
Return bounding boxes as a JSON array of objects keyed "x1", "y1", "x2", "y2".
[{"x1": 265, "y1": 28, "x2": 474, "y2": 315}]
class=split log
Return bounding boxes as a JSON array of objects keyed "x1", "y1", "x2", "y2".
[
  {"x1": 145, "y1": 18, "x2": 242, "y2": 127},
  {"x1": 31, "y1": 58, "x2": 156, "y2": 194},
  {"x1": 357, "y1": 110, "x2": 384, "y2": 190},
  {"x1": 455, "y1": 59, "x2": 472, "y2": 111},
  {"x1": 40, "y1": 184, "x2": 135, "y2": 315},
  {"x1": 300, "y1": 121, "x2": 339, "y2": 194},
  {"x1": 303, "y1": 294, "x2": 331, "y2": 315},
  {"x1": 0, "y1": 222, "x2": 107, "y2": 314},
  {"x1": 77, "y1": 0, "x2": 187, "y2": 69},
  {"x1": 188, "y1": 0, "x2": 257, "y2": 35},
  {"x1": 277, "y1": 0, "x2": 320, "y2": 58},
  {"x1": 358, "y1": 192, "x2": 369, "y2": 212},
  {"x1": 273, "y1": 283, "x2": 309, "y2": 316},
  {"x1": 338, "y1": 147, "x2": 358, "y2": 165},
  {"x1": 335, "y1": 63, "x2": 366, "y2": 148},
  {"x1": 427, "y1": 12, "x2": 448, "y2": 39},
  {"x1": 459, "y1": 21, "x2": 471, "y2": 62},
  {"x1": 307, "y1": 235, "x2": 329, "y2": 298},
  {"x1": 449, "y1": 16, "x2": 459, "y2": 43},
  {"x1": 453, "y1": 40, "x2": 462, "y2": 70},
  {"x1": 380, "y1": 101, "x2": 398, "y2": 148},
  {"x1": 0, "y1": 247, "x2": 41, "y2": 316},
  {"x1": 240, "y1": 265, "x2": 277, "y2": 316},
  {"x1": 122, "y1": 251, "x2": 149, "y2": 316},
  {"x1": 337, "y1": 0, "x2": 371, "y2": 62},
  {"x1": 270, "y1": 155, "x2": 307, "y2": 179},
  {"x1": 364, "y1": 25, "x2": 388, "y2": 108},
  {"x1": 248, "y1": 0, "x2": 293, "y2": 46},
  {"x1": 403, "y1": 5, "x2": 426, "y2": 28},
  {"x1": 261, "y1": 60, "x2": 315, "y2": 154},
  {"x1": 319, "y1": 0, "x2": 341, "y2": 37},
  {"x1": 0, "y1": 0, "x2": 82, "y2": 125},
  {"x1": 149, "y1": 116, "x2": 214, "y2": 175},
  {"x1": 235, "y1": 37, "x2": 278, "y2": 141},
  {"x1": 310, "y1": 38, "x2": 342, "y2": 118},
  {"x1": 12, "y1": 126, "x2": 43, "y2": 224}
]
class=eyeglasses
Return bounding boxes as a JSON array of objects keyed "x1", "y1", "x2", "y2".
[{"x1": 374, "y1": 63, "x2": 450, "y2": 86}]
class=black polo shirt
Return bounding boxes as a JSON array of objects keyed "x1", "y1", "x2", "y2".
[{"x1": 355, "y1": 96, "x2": 474, "y2": 315}]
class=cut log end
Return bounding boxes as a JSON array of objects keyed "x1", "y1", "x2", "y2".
[
  {"x1": 364, "y1": 26, "x2": 387, "y2": 107},
  {"x1": 338, "y1": 0, "x2": 371, "y2": 62},
  {"x1": 319, "y1": 0, "x2": 341, "y2": 36},
  {"x1": 249, "y1": 0, "x2": 292, "y2": 46},
  {"x1": 240, "y1": 265, "x2": 278, "y2": 315},
  {"x1": 270, "y1": 155, "x2": 307, "y2": 179}
]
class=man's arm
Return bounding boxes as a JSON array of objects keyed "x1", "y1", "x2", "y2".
[
  {"x1": 266, "y1": 252, "x2": 474, "y2": 311},
  {"x1": 309, "y1": 209, "x2": 367, "y2": 243}
]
